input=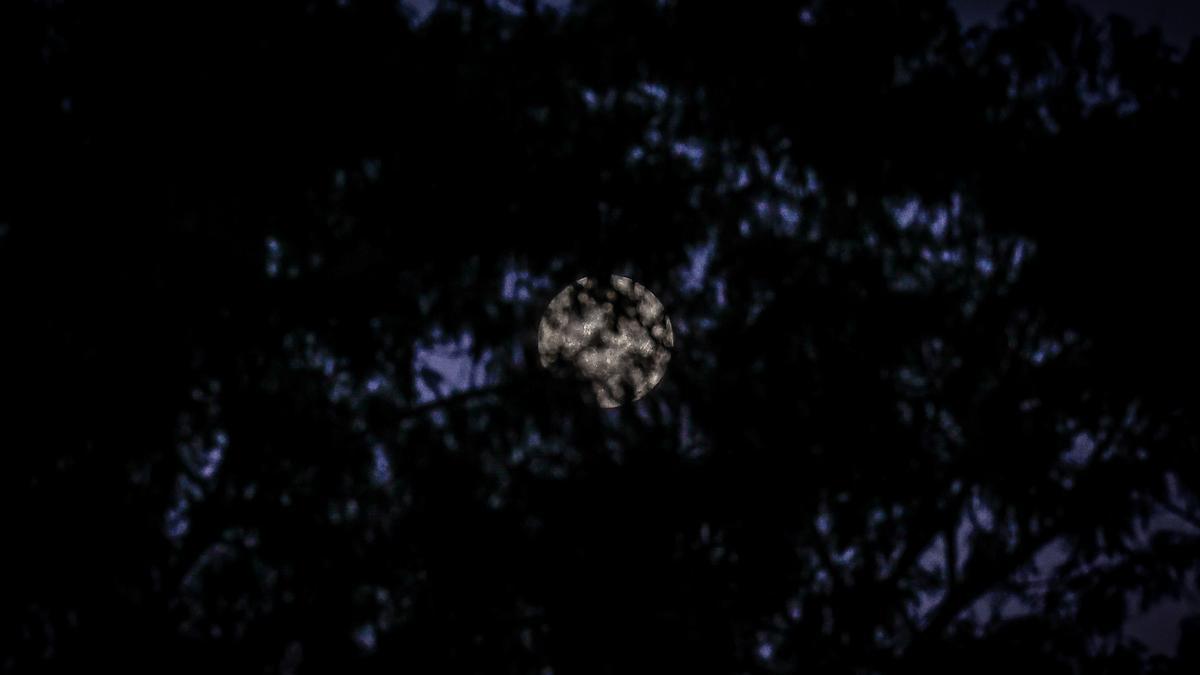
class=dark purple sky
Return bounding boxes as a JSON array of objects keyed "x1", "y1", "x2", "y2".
[
  {"x1": 945, "y1": 1, "x2": 1200, "y2": 653},
  {"x1": 953, "y1": 0, "x2": 1200, "y2": 47},
  {"x1": 401, "y1": 0, "x2": 1200, "y2": 657},
  {"x1": 408, "y1": 0, "x2": 1200, "y2": 47}
]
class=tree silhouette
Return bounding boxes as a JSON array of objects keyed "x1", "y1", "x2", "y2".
[{"x1": 3, "y1": 0, "x2": 1200, "y2": 672}]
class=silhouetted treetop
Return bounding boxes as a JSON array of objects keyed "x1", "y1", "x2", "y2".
[{"x1": 3, "y1": 0, "x2": 1200, "y2": 672}]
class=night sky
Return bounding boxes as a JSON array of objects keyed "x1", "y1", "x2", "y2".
[
  {"x1": 6, "y1": 0, "x2": 1200, "y2": 671},
  {"x1": 954, "y1": 0, "x2": 1200, "y2": 46},
  {"x1": 403, "y1": 0, "x2": 1200, "y2": 658},
  {"x1": 953, "y1": 0, "x2": 1200, "y2": 655}
]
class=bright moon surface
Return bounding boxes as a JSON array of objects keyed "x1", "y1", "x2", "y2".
[{"x1": 538, "y1": 275, "x2": 673, "y2": 408}]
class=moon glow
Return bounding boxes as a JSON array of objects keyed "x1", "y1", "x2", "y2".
[{"x1": 538, "y1": 275, "x2": 673, "y2": 408}]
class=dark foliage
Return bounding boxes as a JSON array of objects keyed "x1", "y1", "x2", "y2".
[{"x1": 4, "y1": 0, "x2": 1200, "y2": 672}]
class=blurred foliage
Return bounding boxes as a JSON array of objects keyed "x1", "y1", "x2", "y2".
[{"x1": 4, "y1": 0, "x2": 1200, "y2": 672}]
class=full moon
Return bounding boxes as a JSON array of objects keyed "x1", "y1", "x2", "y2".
[{"x1": 538, "y1": 275, "x2": 673, "y2": 408}]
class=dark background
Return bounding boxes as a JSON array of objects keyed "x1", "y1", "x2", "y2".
[
  {"x1": 4, "y1": 0, "x2": 1200, "y2": 672},
  {"x1": 956, "y1": 0, "x2": 1200, "y2": 47}
]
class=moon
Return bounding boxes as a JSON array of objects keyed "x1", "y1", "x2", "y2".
[{"x1": 538, "y1": 275, "x2": 674, "y2": 408}]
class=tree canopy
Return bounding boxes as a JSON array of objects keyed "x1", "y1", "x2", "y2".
[{"x1": 4, "y1": 0, "x2": 1200, "y2": 672}]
